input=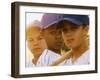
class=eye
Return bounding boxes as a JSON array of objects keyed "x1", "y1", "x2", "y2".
[
  {"x1": 49, "y1": 31, "x2": 55, "y2": 35},
  {"x1": 37, "y1": 36, "x2": 43, "y2": 40},
  {"x1": 62, "y1": 28, "x2": 68, "y2": 33},
  {"x1": 57, "y1": 29, "x2": 61, "y2": 34},
  {"x1": 70, "y1": 24, "x2": 79, "y2": 31},
  {"x1": 71, "y1": 27, "x2": 77, "y2": 31},
  {"x1": 28, "y1": 38, "x2": 34, "y2": 42}
]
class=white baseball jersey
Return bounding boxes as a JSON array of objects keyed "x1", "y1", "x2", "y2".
[
  {"x1": 37, "y1": 49, "x2": 61, "y2": 66},
  {"x1": 63, "y1": 49, "x2": 90, "y2": 65},
  {"x1": 26, "y1": 58, "x2": 38, "y2": 67},
  {"x1": 26, "y1": 49, "x2": 61, "y2": 67}
]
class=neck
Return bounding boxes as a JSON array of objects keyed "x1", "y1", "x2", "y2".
[
  {"x1": 32, "y1": 54, "x2": 40, "y2": 65},
  {"x1": 50, "y1": 48, "x2": 61, "y2": 54},
  {"x1": 71, "y1": 40, "x2": 89, "y2": 63}
]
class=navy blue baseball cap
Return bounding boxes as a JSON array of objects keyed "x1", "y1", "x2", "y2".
[
  {"x1": 41, "y1": 13, "x2": 62, "y2": 29},
  {"x1": 60, "y1": 14, "x2": 89, "y2": 26}
]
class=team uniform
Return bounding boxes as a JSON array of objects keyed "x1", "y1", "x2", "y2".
[
  {"x1": 37, "y1": 49, "x2": 61, "y2": 66},
  {"x1": 26, "y1": 58, "x2": 38, "y2": 67},
  {"x1": 26, "y1": 49, "x2": 61, "y2": 67},
  {"x1": 63, "y1": 49, "x2": 90, "y2": 65}
]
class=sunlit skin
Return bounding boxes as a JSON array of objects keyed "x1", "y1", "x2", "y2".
[
  {"x1": 26, "y1": 26, "x2": 47, "y2": 64},
  {"x1": 61, "y1": 21, "x2": 89, "y2": 63},
  {"x1": 43, "y1": 24, "x2": 63, "y2": 54}
]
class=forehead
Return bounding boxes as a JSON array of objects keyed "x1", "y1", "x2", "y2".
[
  {"x1": 26, "y1": 27, "x2": 42, "y2": 37},
  {"x1": 61, "y1": 21, "x2": 79, "y2": 29}
]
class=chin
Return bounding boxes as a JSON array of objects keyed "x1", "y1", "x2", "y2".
[{"x1": 67, "y1": 44, "x2": 74, "y2": 48}]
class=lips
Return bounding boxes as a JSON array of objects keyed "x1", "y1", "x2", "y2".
[
  {"x1": 56, "y1": 41, "x2": 62, "y2": 46},
  {"x1": 33, "y1": 47, "x2": 41, "y2": 51}
]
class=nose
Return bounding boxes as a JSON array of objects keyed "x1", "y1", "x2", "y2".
[
  {"x1": 56, "y1": 34, "x2": 62, "y2": 40},
  {"x1": 55, "y1": 32, "x2": 63, "y2": 42},
  {"x1": 32, "y1": 39, "x2": 39, "y2": 46}
]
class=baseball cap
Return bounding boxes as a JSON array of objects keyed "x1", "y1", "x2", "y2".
[
  {"x1": 41, "y1": 13, "x2": 62, "y2": 29},
  {"x1": 60, "y1": 14, "x2": 89, "y2": 26}
]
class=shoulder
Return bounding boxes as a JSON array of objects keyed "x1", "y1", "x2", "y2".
[
  {"x1": 37, "y1": 49, "x2": 61, "y2": 66},
  {"x1": 74, "y1": 49, "x2": 90, "y2": 65},
  {"x1": 81, "y1": 49, "x2": 90, "y2": 64},
  {"x1": 26, "y1": 58, "x2": 36, "y2": 67},
  {"x1": 64, "y1": 49, "x2": 90, "y2": 65}
]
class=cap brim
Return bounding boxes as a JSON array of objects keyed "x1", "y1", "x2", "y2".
[
  {"x1": 43, "y1": 20, "x2": 59, "y2": 29},
  {"x1": 60, "y1": 18, "x2": 82, "y2": 26}
]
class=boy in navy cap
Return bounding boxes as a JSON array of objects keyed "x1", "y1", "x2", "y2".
[{"x1": 58, "y1": 14, "x2": 89, "y2": 65}]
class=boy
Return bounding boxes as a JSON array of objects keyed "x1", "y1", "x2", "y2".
[
  {"x1": 41, "y1": 13, "x2": 63, "y2": 54},
  {"x1": 58, "y1": 14, "x2": 89, "y2": 65}
]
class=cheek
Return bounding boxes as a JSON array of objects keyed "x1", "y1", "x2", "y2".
[
  {"x1": 40, "y1": 40, "x2": 45, "y2": 46},
  {"x1": 62, "y1": 33, "x2": 67, "y2": 43},
  {"x1": 27, "y1": 42, "x2": 33, "y2": 50},
  {"x1": 44, "y1": 34, "x2": 50, "y2": 41},
  {"x1": 74, "y1": 32, "x2": 84, "y2": 45},
  {"x1": 42, "y1": 41, "x2": 47, "y2": 48},
  {"x1": 47, "y1": 36, "x2": 55, "y2": 43}
]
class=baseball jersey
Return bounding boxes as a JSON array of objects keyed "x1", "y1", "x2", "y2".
[
  {"x1": 26, "y1": 49, "x2": 61, "y2": 67},
  {"x1": 63, "y1": 49, "x2": 90, "y2": 65},
  {"x1": 37, "y1": 49, "x2": 61, "y2": 66}
]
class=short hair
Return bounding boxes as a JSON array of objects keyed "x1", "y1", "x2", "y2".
[{"x1": 26, "y1": 20, "x2": 43, "y2": 40}]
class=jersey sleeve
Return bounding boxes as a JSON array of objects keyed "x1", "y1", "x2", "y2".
[{"x1": 37, "y1": 49, "x2": 61, "y2": 66}]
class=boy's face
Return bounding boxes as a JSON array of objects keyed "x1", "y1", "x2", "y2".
[
  {"x1": 27, "y1": 28, "x2": 47, "y2": 57},
  {"x1": 62, "y1": 21, "x2": 88, "y2": 49},
  {"x1": 43, "y1": 24, "x2": 63, "y2": 52}
]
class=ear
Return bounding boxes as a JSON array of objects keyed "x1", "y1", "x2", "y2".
[
  {"x1": 82, "y1": 25, "x2": 89, "y2": 39},
  {"x1": 83, "y1": 25, "x2": 89, "y2": 33}
]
